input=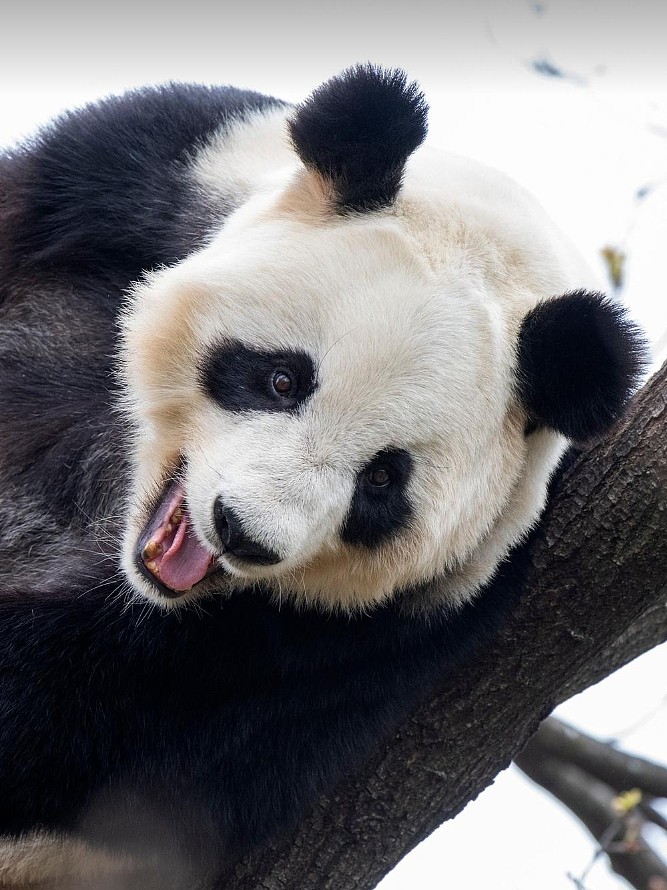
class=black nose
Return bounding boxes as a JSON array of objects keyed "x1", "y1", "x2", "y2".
[{"x1": 213, "y1": 498, "x2": 281, "y2": 566}]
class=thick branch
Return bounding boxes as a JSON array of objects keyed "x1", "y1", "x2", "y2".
[
  {"x1": 224, "y1": 363, "x2": 667, "y2": 890},
  {"x1": 520, "y1": 717, "x2": 667, "y2": 798}
]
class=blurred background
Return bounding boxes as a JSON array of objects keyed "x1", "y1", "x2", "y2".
[{"x1": 1, "y1": 1, "x2": 665, "y2": 886}]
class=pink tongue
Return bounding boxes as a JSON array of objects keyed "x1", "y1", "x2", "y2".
[{"x1": 158, "y1": 513, "x2": 213, "y2": 592}]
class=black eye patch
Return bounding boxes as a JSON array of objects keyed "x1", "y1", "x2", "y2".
[
  {"x1": 199, "y1": 340, "x2": 317, "y2": 412},
  {"x1": 341, "y1": 448, "x2": 413, "y2": 548}
]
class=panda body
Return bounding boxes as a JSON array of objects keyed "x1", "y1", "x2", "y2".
[{"x1": 0, "y1": 68, "x2": 645, "y2": 885}]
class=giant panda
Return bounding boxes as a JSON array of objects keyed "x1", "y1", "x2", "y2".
[{"x1": 0, "y1": 66, "x2": 645, "y2": 886}]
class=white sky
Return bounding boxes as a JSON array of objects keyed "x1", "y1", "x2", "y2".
[{"x1": 1, "y1": 1, "x2": 665, "y2": 887}]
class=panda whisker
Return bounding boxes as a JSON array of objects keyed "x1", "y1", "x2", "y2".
[
  {"x1": 316, "y1": 326, "x2": 361, "y2": 374},
  {"x1": 64, "y1": 547, "x2": 116, "y2": 565},
  {"x1": 76, "y1": 570, "x2": 126, "y2": 598},
  {"x1": 187, "y1": 597, "x2": 207, "y2": 620},
  {"x1": 92, "y1": 511, "x2": 128, "y2": 524},
  {"x1": 72, "y1": 501, "x2": 100, "y2": 526},
  {"x1": 273, "y1": 576, "x2": 284, "y2": 612}
]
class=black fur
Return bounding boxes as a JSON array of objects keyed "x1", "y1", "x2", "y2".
[
  {"x1": 0, "y1": 543, "x2": 529, "y2": 884},
  {"x1": 517, "y1": 290, "x2": 648, "y2": 441},
  {"x1": 342, "y1": 448, "x2": 414, "y2": 547},
  {"x1": 288, "y1": 64, "x2": 428, "y2": 212},
  {"x1": 200, "y1": 341, "x2": 317, "y2": 413},
  {"x1": 1, "y1": 83, "x2": 285, "y2": 284}
]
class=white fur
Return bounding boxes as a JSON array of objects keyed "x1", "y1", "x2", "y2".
[
  {"x1": 120, "y1": 107, "x2": 598, "y2": 613},
  {"x1": 0, "y1": 831, "x2": 136, "y2": 887}
]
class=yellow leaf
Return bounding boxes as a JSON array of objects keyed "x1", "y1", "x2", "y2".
[
  {"x1": 611, "y1": 788, "x2": 642, "y2": 815},
  {"x1": 601, "y1": 245, "x2": 626, "y2": 291}
]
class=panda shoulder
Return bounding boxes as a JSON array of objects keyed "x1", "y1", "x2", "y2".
[{"x1": 0, "y1": 83, "x2": 286, "y2": 283}]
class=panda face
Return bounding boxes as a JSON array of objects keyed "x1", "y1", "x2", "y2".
[
  {"x1": 118, "y1": 66, "x2": 645, "y2": 612},
  {"x1": 120, "y1": 198, "x2": 554, "y2": 612}
]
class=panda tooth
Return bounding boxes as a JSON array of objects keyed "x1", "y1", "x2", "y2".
[
  {"x1": 142, "y1": 540, "x2": 163, "y2": 561},
  {"x1": 146, "y1": 560, "x2": 160, "y2": 576}
]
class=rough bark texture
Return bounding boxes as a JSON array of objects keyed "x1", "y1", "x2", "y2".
[{"x1": 223, "y1": 363, "x2": 667, "y2": 890}]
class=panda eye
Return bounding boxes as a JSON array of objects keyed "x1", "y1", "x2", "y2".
[
  {"x1": 341, "y1": 448, "x2": 413, "y2": 548},
  {"x1": 200, "y1": 341, "x2": 316, "y2": 413},
  {"x1": 271, "y1": 369, "x2": 297, "y2": 398},
  {"x1": 366, "y1": 466, "x2": 391, "y2": 488}
]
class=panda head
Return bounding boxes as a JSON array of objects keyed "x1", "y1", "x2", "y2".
[{"x1": 119, "y1": 65, "x2": 646, "y2": 612}]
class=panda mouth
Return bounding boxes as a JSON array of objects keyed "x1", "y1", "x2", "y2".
[{"x1": 136, "y1": 479, "x2": 216, "y2": 598}]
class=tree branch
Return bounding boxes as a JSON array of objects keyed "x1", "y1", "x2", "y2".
[
  {"x1": 519, "y1": 717, "x2": 667, "y2": 798},
  {"x1": 223, "y1": 363, "x2": 667, "y2": 890},
  {"x1": 516, "y1": 721, "x2": 667, "y2": 890}
]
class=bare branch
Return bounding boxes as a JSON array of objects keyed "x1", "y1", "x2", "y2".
[
  {"x1": 641, "y1": 804, "x2": 667, "y2": 834},
  {"x1": 516, "y1": 733, "x2": 667, "y2": 890},
  {"x1": 524, "y1": 717, "x2": 667, "y2": 798}
]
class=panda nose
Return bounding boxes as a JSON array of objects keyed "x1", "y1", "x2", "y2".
[{"x1": 213, "y1": 498, "x2": 281, "y2": 566}]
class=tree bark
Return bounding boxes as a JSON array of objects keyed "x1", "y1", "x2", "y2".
[{"x1": 223, "y1": 362, "x2": 667, "y2": 890}]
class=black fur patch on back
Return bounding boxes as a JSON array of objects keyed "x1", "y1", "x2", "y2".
[
  {"x1": 342, "y1": 448, "x2": 413, "y2": 547},
  {"x1": 288, "y1": 64, "x2": 428, "y2": 212},
  {"x1": 1, "y1": 84, "x2": 285, "y2": 283},
  {"x1": 199, "y1": 341, "x2": 317, "y2": 412},
  {"x1": 517, "y1": 290, "x2": 648, "y2": 441}
]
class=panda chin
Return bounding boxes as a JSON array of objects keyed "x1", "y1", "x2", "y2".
[{"x1": 135, "y1": 478, "x2": 220, "y2": 600}]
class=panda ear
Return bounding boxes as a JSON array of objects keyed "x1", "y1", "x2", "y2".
[
  {"x1": 517, "y1": 290, "x2": 648, "y2": 441},
  {"x1": 288, "y1": 64, "x2": 428, "y2": 213}
]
